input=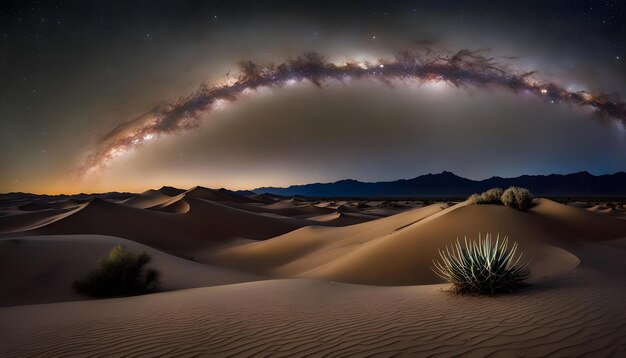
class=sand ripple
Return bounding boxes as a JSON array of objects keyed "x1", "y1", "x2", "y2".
[{"x1": 1, "y1": 268, "x2": 625, "y2": 357}]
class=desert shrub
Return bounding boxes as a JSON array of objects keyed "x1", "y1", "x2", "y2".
[
  {"x1": 432, "y1": 233, "x2": 529, "y2": 295},
  {"x1": 467, "y1": 193, "x2": 482, "y2": 205},
  {"x1": 501, "y1": 186, "x2": 534, "y2": 211},
  {"x1": 467, "y1": 188, "x2": 503, "y2": 205},
  {"x1": 480, "y1": 188, "x2": 504, "y2": 204},
  {"x1": 73, "y1": 245, "x2": 160, "y2": 298}
]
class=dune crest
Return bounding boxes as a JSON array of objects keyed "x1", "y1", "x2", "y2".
[
  {"x1": 22, "y1": 197, "x2": 311, "y2": 256},
  {"x1": 119, "y1": 189, "x2": 173, "y2": 209},
  {"x1": 210, "y1": 199, "x2": 626, "y2": 285},
  {"x1": 146, "y1": 193, "x2": 191, "y2": 213}
]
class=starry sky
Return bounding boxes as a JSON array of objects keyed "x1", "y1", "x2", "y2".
[{"x1": 1, "y1": 0, "x2": 625, "y2": 194}]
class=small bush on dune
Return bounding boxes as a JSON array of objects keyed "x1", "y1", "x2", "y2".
[
  {"x1": 467, "y1": 188, "x2": 503, "y2": 205},
  {"x1": 73, "y1": 245, "x2": 160, "y2": 298},
  {"x1": 501, "y1": 186, "x2": 534, "y2": 211},
  {"x1": 480, "y1": 188, "x2": 504, "y2": 204},
  {"x1": 467, "y1": 193, "x2": 482, "y2": 205},
  {"x1": 432, "y1": 233, "x2": 529, "y2": 295},
  {"x1": 467, "y1": 187, "x2": 534, "y2": 210}
]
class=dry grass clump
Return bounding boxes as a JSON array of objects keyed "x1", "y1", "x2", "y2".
[
  {"x1": 432, "y1": 233, "x2": 530, "y2": 295},
  {"x1": 501, "y1": 187, "x2": 535, "y2": 211},
  {"x1": 467, "y1": 188, "x2": 504, "y2": 205},
  {"x1": 468, "y1": 187, "x2": 534, "y2": 210},
  {"x1": 73, "y1": 245, "x2": 160, "y2": 298},
  {"x1": 467, "y1": 193, "x2": 482, "y2": 205}
]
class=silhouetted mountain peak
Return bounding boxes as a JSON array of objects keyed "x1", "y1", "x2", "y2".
[{"x1": 252, "y1": 171, "x2": 626, "y2": 197}]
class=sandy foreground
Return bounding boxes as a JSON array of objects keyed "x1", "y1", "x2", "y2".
[
  {"x1": 1, "y1": 268, "x2": 625, "y2": 357},
  {"x1": 1, "y1": 188, "x2": 626, "y2": 356}
]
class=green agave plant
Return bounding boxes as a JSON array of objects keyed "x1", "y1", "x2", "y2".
[{"x1": 432, "y1": 233, "x2": 530, "y2": 295}]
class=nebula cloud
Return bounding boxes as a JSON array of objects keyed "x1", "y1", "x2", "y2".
[{"x1": 77, "y1": 49, "x2": 626, "y2": 177}]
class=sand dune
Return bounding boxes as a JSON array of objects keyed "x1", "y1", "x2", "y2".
[
  {"x1": 306, "y1": 212, "x2": 343, "y2": 222},
  {"x1": 314, "y1": 200, "x2": 338, "y2": 208},
  {"x1": 305, "y1": 201, "x2": 580, "y2": 285},
  {"x1": 209, "y1": 203, "x2": 450, "y2": 276},
  {"x1": 306, "y1": 211, "x2": 377, "y2": 226},
  {"x1": 313, "y1": 200, "x2": 349, "y2": 209},
  {"x1": 210, "y1": 199, "x2": 626, "y2": 285},
  {"x1": 588, "y1": 204, "x2": 609, "y2": 212},
  {"x1": 336, "y1": 203, "x2": 367, "y2": 214},
  {"x1": 185, "y1": 186, "x2": 258, "y2": 203},
  {"x1": 250, "y1": 193, "x2": 284, "y2": 204},
  {"x1": 566, "y1": 201, "x2": 592, "y2": 208},
  {"x1": 221, "y1": 199, "x2": 336, "y2": 218},
  {"x1": 25, "y1": 197, "x2": 312, "y2": 256},
  {"x1": 119, "y1": 189, "x2": 173, "y2": 209},
  {"x1": 0, "y1": 209, "x2": 62, "y2": 233},
  {"x1": 530, "y1": 198, "x2": 626, "y2": 238},
  {"x1": 2, "y1": 263, "x2": 625, "y2": 357},
  {"x1": 0, "y1": 235, "x2": 261, "y2": 307},
  {"x1": 146, "y1": 193, "x2": 191, "y2": 213},
  {"x1": 221, "y1": 199, "x2": 383, "y2": 227},
  {"x1": 1, "y1": 193, "x2": 626, "y2": 356},
  {"x1": 49, "y1": 199, "x2": 81, "y2": 210},
  {"x1": 0, "y1": 205, "x2": 83, "y2": 234},
  {"x1": 157, "y1": 185, "x2": 186, "y2": 196},
  {"x1": 586, "y1": 204, "x2": 626, "y2": 219},
  {"x1": 16, "y1": 202, "x2": 57, "y2": 211}
]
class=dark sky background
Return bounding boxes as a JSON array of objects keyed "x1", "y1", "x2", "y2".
[{"x1": 1, "y1": 0, "x2": 625, "y2": 193}]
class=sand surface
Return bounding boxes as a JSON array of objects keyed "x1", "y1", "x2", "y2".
[
  {"x1": 1, "y1": 191, "x2": 626, "y2": 356},
  {"x1": 2, "y1": 262, "x2": 625, "y2": 357}
]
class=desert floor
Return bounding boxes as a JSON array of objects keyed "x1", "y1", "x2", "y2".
[{"x1": 1, "y1": 187, "x2": 626, "y2": 357}]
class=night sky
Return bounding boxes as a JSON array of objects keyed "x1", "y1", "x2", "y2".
[{"x1": 1, "y1": 1, "x2": 625, "y2": 194}]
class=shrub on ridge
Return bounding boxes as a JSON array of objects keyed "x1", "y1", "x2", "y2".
[
  {"x1": 467, "y1": 188, "x2": 504, "y2": 205},
  {"x1": 501, "y1": 186, "x2": 534, "y2": 211},
  {"x1": 467, "y1": 193, "x2": 482, "y2": 205},
  {"x1": 467, "y1": 186, "x2": 534, "y2": 210}
]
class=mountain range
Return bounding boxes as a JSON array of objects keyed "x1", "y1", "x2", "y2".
[{"x1": 252, "y1": 171, "x2": 626, "y2": 197}]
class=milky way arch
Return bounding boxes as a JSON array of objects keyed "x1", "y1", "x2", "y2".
[{"x1": 77, "y1": 49, "x2": 626, "y2": 177}]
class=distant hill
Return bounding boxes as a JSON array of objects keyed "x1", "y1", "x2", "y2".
[
  {"x1": 3, "y1": 171, "x2": 625, "y2": 205},
  {"x1": 0, "y1": 191, "x2": 135, "y2": 208},
  {"x1": 253, "y1": 171, "x2": 626, "y2": 197}
]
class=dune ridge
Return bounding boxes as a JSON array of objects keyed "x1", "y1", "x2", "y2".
[
  {"x1": 20, "y1": 196, "x2": 312, "y2": 255},
  {"x1": 209, "y1": 199, "x2": 620, "y2": 285},
  {"x1": 119, "y1": 189, "x2": 173, "y2": 209},
  {"x1": 146, "y1": 193, "x2": 191, "y2": 213}
]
